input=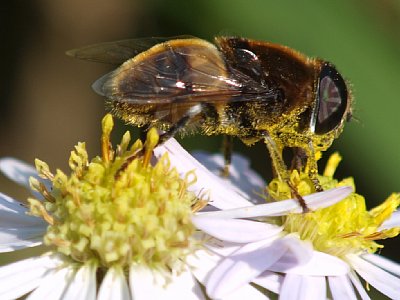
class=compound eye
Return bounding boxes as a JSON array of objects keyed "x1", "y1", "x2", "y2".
[{"x1": 314, "y1": 63, "x2": 348, "y2": 134}]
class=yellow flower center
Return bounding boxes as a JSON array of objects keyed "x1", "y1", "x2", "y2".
[
  {"x1": 268, "y1": 153, "x2": 400, "y2": 258},
  {"x1": 28, "y1": 114, "x2": 197, "y2": 270}
]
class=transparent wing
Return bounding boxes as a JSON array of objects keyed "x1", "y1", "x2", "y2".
[
  {"x1": 95, "y1": 38, "x2": 278, "y2": 104},
  {"x1": 66, "y1": 36, "x2": 196, "y2": 65}
]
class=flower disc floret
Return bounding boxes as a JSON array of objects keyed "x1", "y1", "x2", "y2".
[
  {"x1": 268, "y1": 152, "x2": 400, "y2": 258},
  {"x1": 28, "y1": 114, "x2": 196, "y2": 270}
]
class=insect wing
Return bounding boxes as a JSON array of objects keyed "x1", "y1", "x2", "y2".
[
  {"x1": 95, "y1": 38, "x2": 273, "y2": 105},
  {"x1": 66, "y1": 36, "x2": 196, "y2": 65}
]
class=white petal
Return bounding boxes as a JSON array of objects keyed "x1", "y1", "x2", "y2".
[
  {"x1": 200, "y1": 236, "x2": 244, "y2": 257},
  {"x1": 0, "y1": 193, "x2": 47, "y2": 252},
  {"x1": 222, "y1": 284, "x2": 270, "y2": 300},
  {"x1": 271, "y1": 250, "x2": 349, "y2": 276},
  {"x1": 63, "y1": 264, "x2": 96, "y2": 300},
  {"x1": 328, "y1": 275, "x2": 358, "y2": 300},
  {"x1": 27, "y1": 266, "x2": 74, "y2": 300},
  {"x1": 0, "y1": 192, "x2": 29, "y2": 216},
  {"x1": 197, "y1": 186, "x2": 353, "y2": 219},
  {"x1": 98, "y1": 267, "x2": 130, "y2": 300},
  {"x1": 206, "y1": 236, "x2": 300, "y2": 298},
  {"x1": 154, "y1": 139, "x2": 253, "y2": 209},
  {"x1": 361, "y1": 253, "x2": 400, "y2": 276},
  {"x1": 129, "y1": 264, "x2": 205, "y2": 300},
  {"x1": 193, "y1": 151, "x2": 266, "y2": 204},
  {"x1": 192, "y1": 215, "x2": 282, "y2": 243},
  {"x1": 187, "y1": 250, "x2": 266, "y2": 300},
  {"x1": 252, "y1": 270, "x2": 283, "y2": 294},
  {"x1": 379, "y1": 210, "x2": 400, "y2": 230},
  {"x1": 266, "y1": 235, "x2": 314, "y2": 271},
  {"x1": 347, "y1": 271, "x2": 371, "y2": 300},
  {"x1": 186, "y1": 249, "x2": 223, "y2": 284},
  {"x1": 280, "y1": 274, "x2": 326, "y2": 300},
  {"x1": 0, "y1": 227, "x2": 44, "y2": 252},
  {"x1": 0, "y1": 157, "x2": 52, "y2": 200},
  {"x1": 0, "y1": 254, "x2": 63, "y2": 300},
  {"x1": 0, "y1": 157, "x2": 38, "y2": 189},
  {"x1": 348, "y1": 254, "x2": 400, "y2": 299}
]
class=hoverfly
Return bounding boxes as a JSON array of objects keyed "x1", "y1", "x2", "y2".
[{"x1": 67, "y1": 36, "x2": 352, "y2": 200}]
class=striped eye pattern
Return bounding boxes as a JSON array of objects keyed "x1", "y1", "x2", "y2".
[{"x1": 314, "y1": 63, "x2": 348, "y2": 134}]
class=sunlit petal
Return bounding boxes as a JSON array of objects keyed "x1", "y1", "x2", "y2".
[
  {"x1": 192, "y1": 215, "x2": 282, "y2": 243},
  {"x1": 361, "y1": 253, "x2": 400, "y2": 276},
  {"x1": 26, "y1": 266, "x2": 73, "y2": 300},
  {"x1": 0, "y1": 255, "x2": 63, "y2": 300},
  {"x1": 0, "y1": 193, "x2": 47, "y2": 252},
  {"x1": 379, "y1": 210, "x2": 400, "y2": 230},
  {"x1": 328, "y1": 275, "x2": 358, "y2": 300},
  {"x1": 252, "y1": 270, "x2": 283, "y2": 294},
  {"x1": 194, "y1": 232, "x2": 243, "y2": 256},
  {"x1": 0, "y1": 157, "x2": 39, "y2": 189},
  {"x1": 270, "y1": 250, "x2": 349, "y2": 276},
  {"x1": 154, "y1": 138, "x2": 253, "y2": 209},
  {"x1": 197, "y1": 186, "x2": 353, "y2": 219},
  {"x1": 280, "y1": 274, "x2": 326, "y2": 300},
  {"x1": 97, "y1": 267, "x2": 130, "y2": 300},
  {"x1": 348, "y1": 271, "x2": 371, "y2": 300},
  {"x1": 186, "y1": 249, "x2": 223, "y2": 284},
  {"x1": 207, "y1": 235, "x2": 308, "y2": 298},
  {"x1": 0, "y1": 157, "x2": 51, "y2": 197},
  {"x1": 130, "y1": 265, "x2": 205, "y2": 300},
  {"x1": 63, "y1": 264, "x2": 96, "y2": 300},
  {"x1": 348, "y1": 254, "x2": 400, "y2": 300}
]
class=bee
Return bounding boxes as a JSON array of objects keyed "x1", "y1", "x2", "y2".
[{"x1": 67, "y1": 36, "x2": 352, "y2": 197}]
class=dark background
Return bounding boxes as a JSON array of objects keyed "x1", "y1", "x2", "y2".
[{"x1": 0, "y1": 0, "x2": 399, "y2": 289}]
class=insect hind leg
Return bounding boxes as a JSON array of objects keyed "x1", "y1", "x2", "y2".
[
  {"x1": 220, "y1": 135, "x2": 233, "y2": 177},
  {"x1": 158, "y1": 104, "x2": 203, "y2": 144},
  {"x1": 118, "y1": 104, "x2": 203, "y2": 175}
]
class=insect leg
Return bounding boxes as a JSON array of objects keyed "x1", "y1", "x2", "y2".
[
  {"x1": 139, "y1": 125, "x2": 151, "y2": 143},
  {"x1": 262, "y1": 132, "x2": 309, "y2": 212},
  {"x1": 221, "y1": 135, "x2": 233, "y2": 177},
  {"x1": 158, "y1": 104, "x2": 203, "y2": 144},
  {"x1": 291, "y1": 147, "x2": 307, "y2": 172},
  {"x1": 305, "y1": 141, "x2": 323, "y2": 192},
  {"x1": 281, "y1": 142, "x2": 323, "y2": 193},
  {"x1": 262, "y1": 132, "x2": 288, "y2": 181},
  {"x1": 287, "y1": 181, "x2": 310, "y2": 213},
  {"x1": 117, "y1": 104, "x2": 203, "y2": 176}
]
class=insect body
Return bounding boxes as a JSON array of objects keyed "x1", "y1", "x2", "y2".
[{"x1": 68, "y1": 36, "x2": 352, "y2": 187}]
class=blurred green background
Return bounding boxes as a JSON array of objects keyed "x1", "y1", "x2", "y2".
[{"x1": 0, "y1": 0, "x2": 399, "y2": 289}]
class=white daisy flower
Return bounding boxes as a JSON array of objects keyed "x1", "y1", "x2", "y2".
[
  {"x1": 0, "y1": 114, "x2": 376, "y2": 299},
  {"x1": 192, "y1": 152, "x2": 400, "y2": 299},
  {"x1": 154, "y1": 139, "x2": 358, "y2": 298},
  {"x1": 1, "y1": 114, "x2": 266, "y2": 300}
]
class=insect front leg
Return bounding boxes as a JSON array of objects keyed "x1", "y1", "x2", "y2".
[
  {"x1": 291, "y1": 145, "x2": 323, "y2": 193},
  {"x1": 304, "y1": 141, "x2": 323, "y2": 192},
  {"x1": 262, "y1": 132, "x2": 289, "y2": 181},
  {"x1": 262, "y1": 132, "x2": 309, "y2": 212}
]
